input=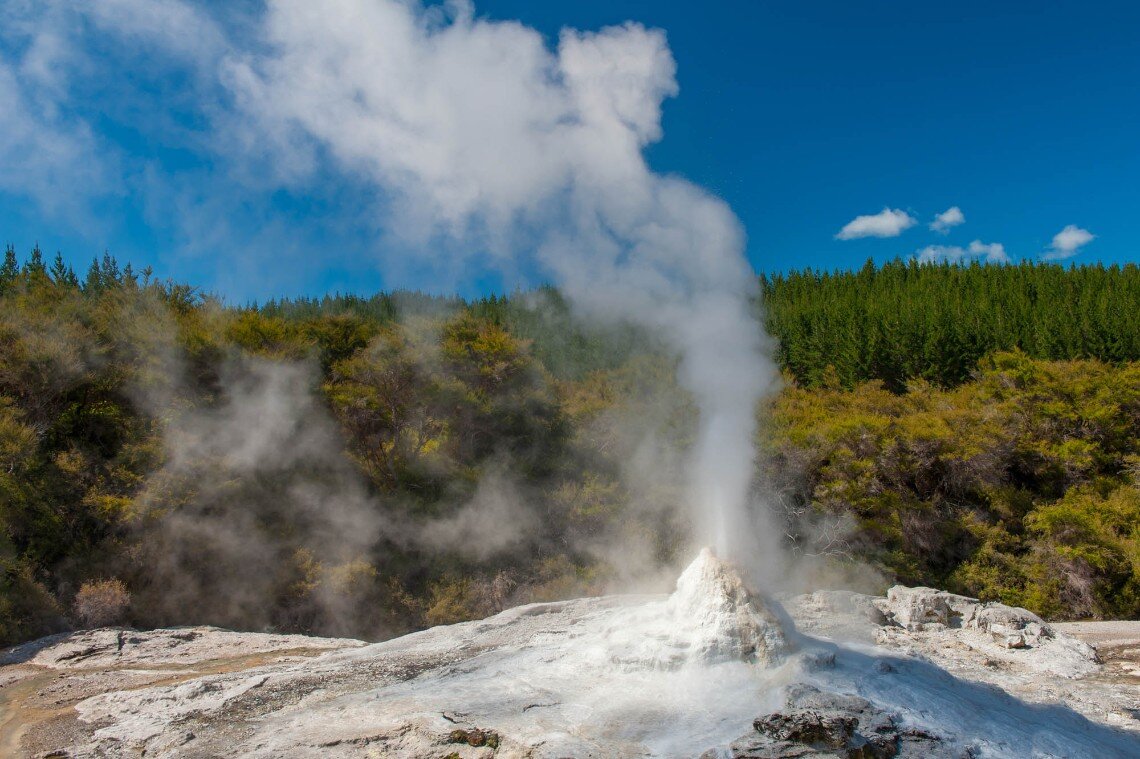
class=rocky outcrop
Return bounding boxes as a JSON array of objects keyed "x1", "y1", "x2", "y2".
[
  {"x1": 873, "y1": 585, "x2": 1100, "y2": 678},
  {"x1": 876, "y1": 586, "x2": 975, "y2": 632},
  {"x1": 0, "y1": 626, "x2": 361, "y2": 670},
  {"x1": 720, "y1": 685, "x2": 959, "y2": 758},
  {"x1": 876, "y1": 585, "x2": 1061, "y2": 648}
]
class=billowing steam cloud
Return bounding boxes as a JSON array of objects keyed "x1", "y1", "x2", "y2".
[{"x1": 226, "y1": 0, "x2": 777, "y2": 559}]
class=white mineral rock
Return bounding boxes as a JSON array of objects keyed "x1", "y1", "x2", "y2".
[{"x1": 3, "y1": 555, "x2": 1138, "y2": 758}]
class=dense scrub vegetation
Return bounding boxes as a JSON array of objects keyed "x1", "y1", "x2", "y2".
[
  {"x1": 767, "y1": 355, "x2": 1140, "y2": 618},
  {"x1": 1, "y1": 245, "x2": 1138, "y2": 646}
]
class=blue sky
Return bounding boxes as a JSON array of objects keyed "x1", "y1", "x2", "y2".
[{"x1": 1, "y1": 1, "x2": 1137, "y2": 301}]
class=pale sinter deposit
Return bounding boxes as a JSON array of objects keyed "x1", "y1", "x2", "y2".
[{"x1": 3, "y1": 550, "x2": 1139, "y2": 758}]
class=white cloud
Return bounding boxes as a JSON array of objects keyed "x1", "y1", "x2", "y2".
[
  {"x1": 917, "y1": 239, "x2": 1009, "y2": 265},
  {"x1": 86, "y1": 0, "x2": 228, "y2": 63},
  {"x1": 930, "y1": 206, "x2": 965, "y2": 233},
  {"x1": 835, "y1": 207, "x2": 916, "y2": 240},
  {"x1": 965, "y1": 240, "x2": 1009, "y2": 263},
  {"x1": 0, "y1": 12, "x2": 118, "y2": 224},
  {"x1": 1043, "y1": 224, "x2": 1095, "y2": 260}
]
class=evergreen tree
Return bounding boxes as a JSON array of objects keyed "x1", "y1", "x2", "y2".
[
  {"x1": 0, "y1": 245, "x2": 18, "y2": 293},
  {"x1": 84, "y1": 258, "x2": 102, "y2": 293},
  {"x1": 23, "y1": 244, "x2": 47, "y2": 280},
  {"x1": 100, "y1": 252, "x2": 121, "y2": 286},
  {"x1": 49, "y1": 252, "x2": 71, "y2": 286},
  {"x1": 762, "y1": 259, "x2": 1140, "y2": 389}
]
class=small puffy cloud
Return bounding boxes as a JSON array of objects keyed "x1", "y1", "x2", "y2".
[
  {"x1": 917, "y1": 239, "x2": 1009, "y2": 265},
  {"x1": 1043, "y1": 225, "x2": 1095, "y2": 260},
  {"x1": 835, "y1": 207, "x2": 916, "y2": 240},
  {"x1": 930, "y1": 206, "x2": 964, "y2": 233},
  {"x1": 965, "y1": 240, "x2": 1009, "y2": 264}
]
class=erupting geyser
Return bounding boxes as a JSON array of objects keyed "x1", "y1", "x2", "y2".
[
  {"x1": 592, "y1": 547, "x2": 791, "y2": 671},
  {"x1": 234, "y1": 0, "x2": 780, "y2": 569}
]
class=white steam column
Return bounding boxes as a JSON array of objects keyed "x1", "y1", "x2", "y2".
[{"x1": 239, "y1": 0, "x2": 780, "y2": 566}]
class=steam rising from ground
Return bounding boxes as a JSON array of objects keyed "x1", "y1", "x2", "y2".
[
  {"x1": 130, "y1": 358, "x2": 387, "y2": 635},
  {"x1": 230, "y1": 0, "x2": 778, "y2": 562},
  {"x1": 418, "y1": 469, "x2": 538, "y2": 561}
]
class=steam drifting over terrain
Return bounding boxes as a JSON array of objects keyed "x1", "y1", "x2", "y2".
[{"x1": 5, "y1": 5, "x2": 1140, "y2": 759}]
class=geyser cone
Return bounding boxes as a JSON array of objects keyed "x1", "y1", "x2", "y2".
[
  {"x1": 667, "y1": 547, "x2": 790, "y2": 665},
  {"x1": 604, "y1": 547, "x2": 791, "y2": 670}
]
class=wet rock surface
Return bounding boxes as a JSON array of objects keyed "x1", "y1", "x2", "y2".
[
  {"x1": 3, "y1": 559, "x2": 1139, "y2": 758},
  {"x1": 0, "y1": 627, "x2": 364, "y2": 759}
]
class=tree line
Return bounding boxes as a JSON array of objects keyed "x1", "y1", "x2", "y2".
[{"x1": 763, "y1": 258, "x2": 1140, "y2": 389}]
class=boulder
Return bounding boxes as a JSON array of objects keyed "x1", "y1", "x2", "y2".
[
  {"x1": 972, "y1": 605, "x2": 1051, "y2": 648},
  {"x1": 875, "y1": 587, "x2": 978, "y2": 632}
]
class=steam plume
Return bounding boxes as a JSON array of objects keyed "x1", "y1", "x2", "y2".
[{"x1": 230, "y1": 0, "x2": 777, "y2": 559}]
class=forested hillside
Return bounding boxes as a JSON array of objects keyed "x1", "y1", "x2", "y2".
[
  {"x1": 764, "y1": 259, "x2": 1140, "y2": 389},
  {"x1": 1, "y1": 245, "x2": 1138, "y2": 646}
]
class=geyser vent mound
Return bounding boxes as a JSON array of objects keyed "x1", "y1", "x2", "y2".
[
  {"x1": 602, "y1": 547, "x2": 790, "y2": 669},
  {"x1": 669, "y1": 547, "x2": 790, "y2": 664}
]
